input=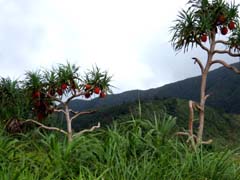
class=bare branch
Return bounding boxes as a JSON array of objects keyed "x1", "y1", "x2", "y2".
[
  {"x1": 192, "y1": 57, "x2": 204, "y2": 74},
  {"x1": 47, "y1": 94, "x2": 64, "y2": 105},
  {"x1": 201, "y1": 139, "x2": 213, "y2": 144},
  {"x1": 192, "y1": 101, "x2": 203, "y2": 112},
  {"x1": 214, "y1": 40, "x2": 229, "y2": 46},
  {"x1": 69, "y1": 109, "x2": 78, "y2": 114},
  {"x1": 65, "y1": 91, "x2": 85, "y2": 104},
  {"x1": 188, "y1": 100, "x2": 194, "y2": 136},
  {"x1": 71, "y1": 110, "x2": 97, "y2": 121},
  {"x1": 210, "y1": 60, "x2": 240, "y2": 74},
  {"x1": 73, "y1": 122, "x2": 100, "y2": 137},
  {"x1": 54, "y1": 109, "x2": 67, "y2": 115},
  {"x1": 175, "y1": 132, "x2": 189, "y2": 136},
  {"x1": 23, "y1": 119, "x2": 68, "y2": 135},
  {"x1": 204, "y1": 94, "x2": 210, "y2": 101},
  {"x1": 195, "y1": 39, "x2": 210, "y2": 53},
  {"x1": 176, "y1": 131, "x2": 197, "y2": 140},
  {"x1": 213, "y1": 48, "x2": 240, "y2": 57}
]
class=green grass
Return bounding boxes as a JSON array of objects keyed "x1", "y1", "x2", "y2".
[{"x1": 0, "y1": 112, "x2": 240, "y2": 179}]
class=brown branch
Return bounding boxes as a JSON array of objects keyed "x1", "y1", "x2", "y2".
[
  {"x1": 204, "y1": 94, "x2": 210, "y2": 101},
  {"x1": 201, "y1": 139, "x2": 213, "y2": 144},
  {"x1": 188, "y1": 100, "x2": 194, "y2": 136},
  {"x1": 213, "y1": 48, "x2": 240, "y2": 57},
  {"x1": 65, "y1": 91, "x2": 85, "y2": 104},
  {"x1": 192, "y1": 57, "x2": 204, "y2": 74},
  {"x1": 69, "y1": 109, "x2": 78, "y2": 114},
  {"x1": 71, "y1": 110, "x2": 97, "y2": 121},
  {"x1": 22, "y1": 119, "x2": 68, "y2": 135},
  {"x1": 210, "y1": 60, "x2": 240, "y2": 74},
  {"x1": 196, "y1": 39, "x2": 210, "y2": 53},
  {"x1": 47, "y1": 94, "x2": 64, "y2": 105},
  {"x1": 175, "y1": 132, "x2": 189, "y2": 136},
  {"x1": 176, "y1": 131, "x2": 197, "y2": 141},
  {"x1": 214, "y1": 40, "x2": 230, "y2": 46},
  {"x1": 73, "y1": 122, "x2": 100, "y2": 137},
  {"x1": 54, "y1": 109, "x2": 66, "y2": 115}
]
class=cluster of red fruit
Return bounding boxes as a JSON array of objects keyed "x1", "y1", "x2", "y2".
[
  {"x1": 84, "y1": 84, "x2": 106, "y2": 99},
  {"x1": 32, "y1": 90, "x2": 54, "y2": 120},
  {"x1": 200, "y1": 15, "x2": 236, "y2": 42}
]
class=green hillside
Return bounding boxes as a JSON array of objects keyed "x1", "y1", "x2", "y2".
[
  {"x1": 71, "y1": 98, "x2": 240, "y2": 148},
  {"x1": 70, "y1": 62, "x2": 240, "y2": 114}
]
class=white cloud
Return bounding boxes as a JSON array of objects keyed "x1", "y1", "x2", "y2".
[{"x1": 0, "y1": 0, "x2": 239, "y2": 93}]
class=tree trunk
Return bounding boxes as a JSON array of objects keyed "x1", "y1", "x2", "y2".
[
  {"x1": 197, "y1": 72, "x2": 207, "y2": 143},
  {"x1": 65, "y1": 105, "x2": 73, "y2": 142}
]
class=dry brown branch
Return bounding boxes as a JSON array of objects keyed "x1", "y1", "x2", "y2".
[
  {"x1": 23, "y1": 119, "x2": 68, "y2": 135},
  {"x1": 210, "y1": 60, "x2": 240, "y2": 74},
  {"x1": 46, "y1": 94, "x2": 64, "y2": 104},
  {"x1": 54, "y1": 109, "x2": 67, "y2": 115},
  {"x1": 66, "y1": 91, "x2": 85, "y2": 104},
  {"x1": 214, "y1": 40, "x2": 229, "y2": 46},
  {"x1": 204, "y1": 94, "x2": 210, "y2": 101},
  {"x1": 195, "y1": 39, "x2": 210, "y2": 53},
  {"x1": 176, "y1": 132, "x2": 190, "y2": 136},
  {"x1": 73, "y1": 122, "x2": 100, "y2": 137},
  {"x1": 188, "y1": 100, "x2": 194, "y2": 136},
  {"x1": 213, "y1": 48, "x2": 240, "y2": 57},
  {"x1": 201, "y1": 139, "x2": 213, "y2": 144},
  {"x1": 192, "y1": 57, "x2": 204, "y2": 74},
  {"x1": 70, "y1": 110, "x2": 97, "y2": 121}
]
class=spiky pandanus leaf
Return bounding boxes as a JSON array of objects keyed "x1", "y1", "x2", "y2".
[{"x1": 171, "y1": 0, "x2": 240, "y2": 53}]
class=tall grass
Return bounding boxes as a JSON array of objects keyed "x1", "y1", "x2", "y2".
[{"x1": 0, "y1": 112, "x2": 239, "y2": 179}]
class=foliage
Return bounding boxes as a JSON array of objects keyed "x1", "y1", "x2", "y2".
[
  {"x1": 0, "y1": 112, "x2": 239, "y2": 179},
  {"x1": 71, "y1": 98, "x2": 240, "y2": 148},
  {"x1": 0, "y1": 77, "x2": 30, "y2": 122},
  {"x1": 23, "y1": 62, "x2": 112, "y2": 121},
  {"x1": 0, "y1": 62, "x2": 112, "y2": 142},
  {"x1": 171, "y1": 0, "x2": 240, "y2": 52}
]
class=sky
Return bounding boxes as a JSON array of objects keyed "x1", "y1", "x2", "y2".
[{"x1": 0, "y1": 0, "x2": 240, "y2": 93}]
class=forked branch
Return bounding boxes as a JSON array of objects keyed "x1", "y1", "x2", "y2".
[
  {"x1": 66, "y1": 91, "x2": 85, "y2": 104},
  {"x1": 54, "y1": 109, "x2": 67, "y2": 115},
  {"x1": 23, "y1": 119, "x2": 68, "y2": 135},
  {"x1": 213, "y1": 48, "x2": 240, "y2": 57},
  {"x1": 195, "y1": 39, "x2": 210, "y2": 53},
  {"x1": 210, "y1": 60, "x2": 240, "y2": 74},
  {"x1": 70, "y1": 110, "x2": 97, "y2": 121},
  {"x1": 73, "y1": 122, "x2": 100, "y2": 137},
  {"x1": 214, "y1": 40, "x2": 230, "y2": 46}
]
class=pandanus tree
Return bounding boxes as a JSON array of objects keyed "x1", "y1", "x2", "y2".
[
  {"x1": 170, "y1": 0, "x2": 240, "y2": 146},
  {"x1": 0, "y1": 77, "x2": 30, "y2": 132},
  {"x1": 23, "y1": 62, "x2": 112, "y2": 142}
]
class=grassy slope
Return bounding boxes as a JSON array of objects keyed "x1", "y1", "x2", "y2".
[
  {"x1": 1, "y1": 113, "x2": 240, "y2": 179},
  {"x1": 72, "y1": 98, "x2": 240, "y2": 148}
]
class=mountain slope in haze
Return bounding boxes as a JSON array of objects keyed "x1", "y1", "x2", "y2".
[{"x1": 70, "y1": 62, "x2": 240, "y2": 113}]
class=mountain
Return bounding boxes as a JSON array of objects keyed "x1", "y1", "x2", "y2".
[
  {"x1": 70, "y1": 62, "x2": 240, "y2": 113},
  {"x1": 64, "y1": 62, "x2": 240, "y2": 147}
]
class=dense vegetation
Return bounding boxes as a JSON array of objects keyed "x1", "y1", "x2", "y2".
[
  {"x1": 72, "y1": 98, "x2": 240, "y2": 148},
  {"x1": 1, "y1": 63, "x2": 240, "y2": 179},
  {"x1": 1, "y1": 112, "x2": 240, "y2": 179}
]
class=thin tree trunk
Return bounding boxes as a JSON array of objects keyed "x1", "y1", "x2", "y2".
[
  {"x1": 197, "y1": 72, "x2": 207, "y2": 143},
  {"x1": 65, "y1": 105, "x2": 73, "y2": 142},
  {"x1": 197, "y1": 31, "x2": 215, "y2": 144}
]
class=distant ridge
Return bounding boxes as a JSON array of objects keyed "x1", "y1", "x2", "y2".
[{"x1": 70, "y1": 62, "x2": 240, "y2": 113}]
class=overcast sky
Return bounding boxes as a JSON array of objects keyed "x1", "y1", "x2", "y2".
[{"x1": 0, "y1": 0, "x2": 239, "y2": 93}]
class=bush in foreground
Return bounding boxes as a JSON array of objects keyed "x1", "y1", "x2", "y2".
[{"x1": 0, "y1": 113, "x2": 239, "y2": 179}]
